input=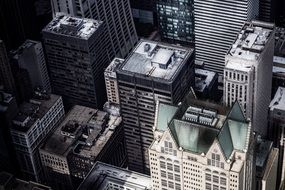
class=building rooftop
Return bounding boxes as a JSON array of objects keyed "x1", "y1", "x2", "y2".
[
  {"x1": 43, "y1": 13, "x2": 102, "y2": 40},
  {"x1": 119, "y1": 40, "x2": 193, "y2": 81},
  {"x1": 10, "y1": 40, "x2": 39, "y2": 60},
  {"x1": 0, "y1": 172, "x2": 51, "y2": 190},
  {"x1": 269, "y1": 87, "x2": 285, "y2": 111},
  {"x1": 41, "y1": 105, "x2": 122, "y2": 159},
  {"x1": 228, "y1": 21, "x2": 274, "y2": 62},
  {"x1": 0, "y1": 91, "x2": 14, "y2": 112},
  {"x1": 195, "y1": 68, "x2": 217, "y2": 92},
  {"x1": 77, "y1": 162, "x2": 151, "y2": 190},
  {"x1": 153, "y1": 93, "x2": 251, "y2": 159},
  {"x1": 11, "y1": 92, "x2": 61, "y2": 133},
  {"x1": 104, "y1": 58, "x2": 124, "y2": 79}
]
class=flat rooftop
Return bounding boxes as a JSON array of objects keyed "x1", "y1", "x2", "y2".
[
  {"x1": 43, "y1": 13, "x2": 102, "y2": 39},
  {"x1": 77, "y1": 162, "x2": 151, "y2": 190},
  {"x1": 0, "y1": 91, "x2": 14, "y2": 112},
  {"x1": 41, "y1": 105, "x2": 122, "y2": 159},
  {"x1": 269, "y1": 87, "x2": 285, "y2": 111},
  {"x1": 228, "y1": 21, "x2": 274, "y2": 61},
  {"x1": 119, "y1": 40, "x2": 193, "y2": 81},
  {"x1": 11, "y1": 94, "x2": 61, "y2": 133},
  {"x1": 195, "y1": 68, "x2": 217, "y2": 92},
  {"x1": 10, "y1": 40, "x2": 39, "y2": 59}
]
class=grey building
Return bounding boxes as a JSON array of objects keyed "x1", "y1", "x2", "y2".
[
  {"x1": 156, "y1": 0, "x2": 194, "y2": 45},
  {"x1": 50, "y1": 0, "x2": 138, "y2": 59},
  {"x1": 10, "y1": 40, "x2": 51, "y2": 93},
  {"x1": 116, "y1": 39, "x2": 195, "y2": 173},
  {"x1": 10, "y1": 91, "x2": 65, "y2": 181},
  {"x1": 0, "y1": 40, "x2": 16, "y2": 94},
  {"x1": 0, "y1": 172, "x2": 52, "y2": 190},
  {"x1": 259, "y1": 0, "x2": 275, "y2": 22},
  {"x1": 269, "y1": 87, "x2": 285, "y2": 189},
  {"x1": 40, "y1": 105, "x2": 126, "y2": 190},
  {"x1": 194, "y1": 0, "x2": 259, "y2": 74},
  {"x1": 42, "y1": 13, "x2": 109, "y2": 109}
]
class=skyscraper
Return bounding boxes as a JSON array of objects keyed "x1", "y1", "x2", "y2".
[
  {"x1": 156, "y1": 0, "x2": 194, "y2": 45},
  {"x1": 10, "y1": 91, "x2": 64, "y2": 181},
  {"x1": 259, "y1": 0, "x2": 275, "y2": 22},
  {"x1": 194, "y1": 0, "x2": 259, "y2": 74},
  {"x1": 42, "y1": 13, "x2": 109, "y2": 109},
  {"x1": 116, "y1": 39, "x2": 195, "y2": 173},
  {"x1": 223, "y1": 21, "x2": 275, "y2": 137},
  {"x1": 0, "y1": 40, "x2": 16, "y2": 94},
  {"x1": 149, "y1": 98, "x2": 254, "y2": 190},
  {"x1": 50, "y1": 0, "x2": 138, "y2": 59},
  {"x1": 10, "y1": 40, "x2": 51, "y2": 93}
]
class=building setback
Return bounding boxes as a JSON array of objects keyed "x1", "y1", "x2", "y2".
[
  {"x1": 156, "y1": 0, "x2": 194, "y2": 45},
  {"x1": 223, "y1": 21, "x2": 275, "y2": 137},
  {"x1": 42, "y1": 13, "x2": 109, "y2": 109},
  {"x1": 194, "y1": 0, "x2": 259, "y2": 74},
  {"x1": 50, "y1": 0, "x2": 138, "y2": 59},
  {"x1": 150, "y1": 96, "x2": 254, "y2": 190},
  {"x1": 116, "y1": 39, "x2": 195, "y2": 174},
  {"x1": 10, "y1": 40, "x2": 51, "y2": 93},
  {"x1": 40, "y1": 105, "x2": 126, "y2": 190},
  {"x1": 10, "y1": 91, "x2": 64, "y2": 181}
]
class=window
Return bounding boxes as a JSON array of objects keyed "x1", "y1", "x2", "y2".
[
  {"x1": 220, "y1": 177, "x2": 226, "y2": 185},
  {"x1": 206, "y1": 183, "x2": 211, "y2": 190},
  {"x1": 213, "y1": 175, "x2": 219, "y2": 183},
  {"x1": 206, "y1": 173, "x2": 211, "y2": 181}
]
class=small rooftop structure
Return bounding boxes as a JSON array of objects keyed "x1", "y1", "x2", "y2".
[
  {"x1": 43, "y1": 13, "x2": 102, "y2": 40},
  {"x1": 104, "y1": 58, "x2": 124, "y2": 79},
  {"x1": 119, "y1": 40, "x2": 193, "y2": 81},
  {"x1": 77, "y1": 162, "x2": 151, "y2": 190},
  {"x1": 228, "y1": 21, "x2": 274, "y2": 61},
  {"x1": 269, "y1": 87, "x2": 285, "y2": 111},
  {"x1": 0, "y1": 91, "x2": 14, "y2": 112},
  {"x1": 195, "y1": 68, "x2": 217, "y2": 92}
]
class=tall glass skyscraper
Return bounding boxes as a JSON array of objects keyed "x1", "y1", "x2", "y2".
[{"x1": 156, "y1": 0, "x2": 194, "y2": 45}]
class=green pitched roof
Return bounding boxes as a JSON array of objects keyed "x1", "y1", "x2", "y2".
[
  {"x1": 169, "y1": 119, "x2": 218, "y2": 154},
  {"x1": 167, "y1": 101, "x2": 250, "y2": 159},
  {"x1": 228, "y1": 101, "x2": 247, "y2": 122},
  {"x1": 156, "y1": 103, "x2": 178, "y2": 131}
]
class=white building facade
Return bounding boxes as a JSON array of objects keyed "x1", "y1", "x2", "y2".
[
  {"x1": 149, "y1": 100, "x2": 254, "y2": 190},
  {"x1": 224, "y1": 21, "x2": 275, "y2": 136}
]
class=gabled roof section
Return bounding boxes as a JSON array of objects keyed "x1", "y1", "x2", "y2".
[
  {"x1": 227, "y1": 101, "x2": 247, "y2": 122},
  {"x1": 218, "y1": 121, "x2": 234, "y2": 159},
  {"x1": 169, "y1": 119, "x2": 218, "y2": 154},
  {"x1": 155, "y1": 102, "x2": 178, "y2": 131}
]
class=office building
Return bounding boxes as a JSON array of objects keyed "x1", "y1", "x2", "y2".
[
  {"x1": 194, "y1": 68, "x2": 219, "y2": 100},
  {"x1": 0, "y1": 172, "x2": 52, "y2": 190},
  {"x1": 77, "y1": 162, "x2": 151, "y2": 190},
  {"x1": 156, "y1": 0, "x2": 194, "y2": 45},
  {"x1": 0, "y1": 91, "x2": 19, "y2": 174},
  {"x1": 255, "y1": 138, "x2": 279, "y2": 190},
  {"x1": 40, "y1": 105, "x2": 126, "y2": 190},
  {"x1": 10, "y1": 40, "x2": 51, "y2": 93},
  {"x1": 104, "y1": 58, "x2": 124, "y2": 105},
  {"x1": 50, "y1": 0, "x2": 138, "y2": 59},
  {"x1": 223, "y1": 21, "x2": 275, "y2": 136},
  {"x1": 259, "y1": 0, "x2": 275, "y2": 22},
  {"x1": 116, "y1": 39, "x2": 195, "y2": 173},
  {"x1": 10, "y1": 91, "x2": 64, "y2": 181},
  {"x1": 269, "y1": 87, "x2": 285, "y2": 189},
  {"x1": 131, "y1": 0, "x2": 155, "y2": 24},
  {"x1": 149, "y1": 97, "x2": 254, "y2": 190},
  {"x1": 0, "y1": 40, "x2": 16, "y2": 94},
  {"x1": 42, "y1": 13, "x2": 109, "y2": 109},
  {"x1": 194, "y1": 0, "x2": 259, "y2": 74}
]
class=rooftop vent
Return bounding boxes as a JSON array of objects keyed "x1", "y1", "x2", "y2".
[{"x1": 144, "y1": 43, "x2": 151, "y2": 52}]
